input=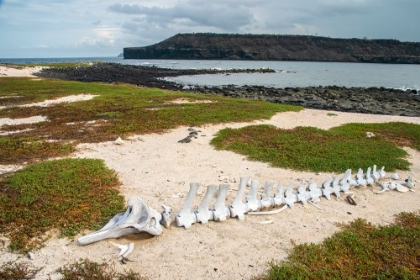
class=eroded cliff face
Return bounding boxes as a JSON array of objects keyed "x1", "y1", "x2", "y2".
[{"x1": 124, "y1": 33, "x2": 420, "y2": 64}]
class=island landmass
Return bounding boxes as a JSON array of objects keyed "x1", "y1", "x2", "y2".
[{"x1": 124, "y1": 33, "x2": 420, "y2": 64}]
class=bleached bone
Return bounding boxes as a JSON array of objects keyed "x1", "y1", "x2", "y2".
[
  {"x1": 405, "y1": 173, "x2": 415, "y2": 189},
  {"x1": 355, "y1": 168, "x2": 367, "y2": 187},
  {"x1": 284, "y1": 184, "x2": 298, "y2": 209},
  {"x1": 389, "y1": 181, "x2": 397, "y2": 190},
  {"x1": 213, "y1": 184, "x2": 230, "y2": 221},
  {"x1": 296, "y1": 180, "x2": 309, "y2": 205},
  {"x1": 308, "y1": 181, "x2": 322, "y2": 203},
  {"x1": 372, "y1": 165, "x2": 380, "y2": 182},
  {"x1": 340, "y1": 168, "x2": 357, "y2": 187},
  {"x1": 271, "y1": 183, "x2": 285, "y2": 206},
  {"x1": 230, "y1": 176, "x2": 250, "y2": 220},
  {"x1": 78, "y1": 197, "x2": 163, "y2": 245},
  {"x1": 340, "y1": 181, "x2": 351, "y2": 194},
  {"x1": 396, "y1": 183, "x2": 409, "y2": 193},
  {"x1": 110, "y1": 242, "x2": 134, "y2": 257},
  {"x1": 246, "y1": 180, "x2": 261, "y2": 212},
  {"x1": 331, "y1": 176, "x2": 341, "y2": 198},
  {"x1": 339, "y1": 169, "x2": 352, "y2": 185},
  {"x1": 260, "y1": 181, "x2": 275, "y2": 209},
  {"x1": 161, "y1": 205, "x2": 172, "y2": 228},
  {"x1": 195, "y1": 184, "x2": 217, "y2": 224},
  {"x1": 391, "y1": 174, "x2": 416, "y2": 192},
  {"x1": 365, "y1": 167, "x2": 374, "y2": 185},
  {"x1": 379, "y1": 166, "x2": 386, "y2": 179},
  {"x1": 321, "y1": 178, "x2": 334, "y2": 200},
  {"x1": 391, "y1": 173, "x2": 399, "y2": 180},
  {"x1": 176, "y1": 182, "x2": 200, "y2": 229},
  {"x1": 374, "y1": 182, "x2": 390, "y2": 194}
]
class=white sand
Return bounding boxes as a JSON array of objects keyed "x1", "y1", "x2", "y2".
[
  {"x1": 0, "y1": 67, "x2": 419, "y2": 279},
  {"x1": 0, "y1": 65, "x2": 45, "y2": 77}
]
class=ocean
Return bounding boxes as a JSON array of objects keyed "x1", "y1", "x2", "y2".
[{"x1": 0, "y1": 56, "x2": 419, "y2": 90}]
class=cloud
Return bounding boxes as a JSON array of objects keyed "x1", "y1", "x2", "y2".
[
  {"x1": 109, "y1": 1, "x2": 254, "y2": 31},
  {"x1": 1, "y1": 0, "x2": 420, "y2": 58}
]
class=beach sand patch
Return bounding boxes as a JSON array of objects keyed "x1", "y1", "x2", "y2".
[
  {"x1": 0, "y1": 94, "x2": 98, "y2": 110},
  {"x1": 168, "y1": 98, "x2": 214, "y2": 104}
]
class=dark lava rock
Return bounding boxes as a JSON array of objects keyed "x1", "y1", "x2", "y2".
[{"x1": 35, "y1": 63, "x2": 420, "y2": 117}]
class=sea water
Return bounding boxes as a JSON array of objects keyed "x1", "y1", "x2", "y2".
[{"x1": 0, "y1": 57, "x2": 419, "y2": 90}]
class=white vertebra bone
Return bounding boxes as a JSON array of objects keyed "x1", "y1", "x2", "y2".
[
  {"x1": 296, "y1": 180, "x2": 309, "y2": 205},
  {"x1": 271, "y1": 183, "x2": 285, "y2": 206},
  {"x1": 213, "y1": 184, "x2": 230, "y2": 221},
  {"x1": 175, "y1": 182, "x2": 200, "y2": 229},
  {"x1": 308, "y1": 181, "x2": 322, "y2": 202},
  {"x1": 321, "y1": 178, "x2": 333, "y2": 200},
  {"x1": 229, "y1": 176, "x2": 250, "y2": 220},
  {"x1": 195, "y1": 184, "x2": 217, "y2": 224},
  {"x1": 246, "y1": 180, "x2": 262, "y2": 212},
  {"x1": 284, "y1": 184, "x2": 298, "y2": 209},
  {"x1": 365, "y1": 167, "x2": 375, "y2": 185},
  {"x1": 260, "y1": 181, "x2": 275, "y2": 209},
  {"x1": 331, "y1": 176, "x2": 341, "y2": 198}
]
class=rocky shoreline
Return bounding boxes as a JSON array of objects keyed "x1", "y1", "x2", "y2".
[{"x1": 35, "y1": 63, "x2": 420, "y2": 117}]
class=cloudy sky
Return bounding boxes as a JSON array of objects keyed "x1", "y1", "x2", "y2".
[{"x1": 0, "y1": 0, "x2": 419, "y2": 58}]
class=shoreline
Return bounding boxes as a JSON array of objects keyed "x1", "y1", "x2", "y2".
[{"x1": 34, "y1": 63, "x2": 420, "y2": 117}]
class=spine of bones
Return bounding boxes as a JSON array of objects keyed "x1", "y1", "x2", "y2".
[
  {"x1": 174, "y1": 165, "x2": 415, "y2": 229},
  {"x1": 78, "y1": 165, "x2": 415, "y2": 245}
]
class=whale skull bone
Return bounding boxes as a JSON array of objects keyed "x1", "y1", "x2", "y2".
[{"x1": 78, "y1": 197, "x2": 163, "y2": 245}]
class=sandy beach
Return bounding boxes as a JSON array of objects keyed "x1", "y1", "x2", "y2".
[{"x1": 1, "y1": 68, "x2": 419, "y2": 279}]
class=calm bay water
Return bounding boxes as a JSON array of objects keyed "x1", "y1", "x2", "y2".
[{"x1": 1, "y1": 56, "x2": 419, "y2": 90}]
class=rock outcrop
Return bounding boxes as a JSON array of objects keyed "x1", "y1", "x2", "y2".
[
  {"x1": 124, "y1": 33, "x2": 420, "y2": 64},
  {"x1": 35, "y1": 63, "x2": 420, "y2": 117}
]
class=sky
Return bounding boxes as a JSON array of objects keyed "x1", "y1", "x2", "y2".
[{"x1": 0, "y1": 0, "x2": 419, "y2": 58}]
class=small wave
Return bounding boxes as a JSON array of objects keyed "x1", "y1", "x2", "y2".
[{"x1": 395, "y1": 86, "x2": 419, "y2": 92}]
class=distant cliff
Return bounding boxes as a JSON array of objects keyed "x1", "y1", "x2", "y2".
[{"x1": 124, "y1": 33, "x2": 420, "y2": 64}]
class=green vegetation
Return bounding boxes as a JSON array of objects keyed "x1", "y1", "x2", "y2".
[
  {"x1": 0, "y1": 259, "x2": 146, "y2": 280},
  {"x1": 56, "y1": 258, "x2": 147, "y2": 280},
  {"x1": 0, "y1": 261, "x2": 41, "y2": 279},
  {"x1": 0, "y1": 77, "x2": 301, "y2": 164},
  {"x1": 210, "y1": 123, "x2": 419, "y2": 172},
  {"x1": 0, "y1": 137, "x2": 75, "y2": 165},
  {"x1": 256, "y1": 211, "x2": 420, "y2": 280},
  {"x1": 0, "y1": 158, "x2": 125, "y2": 252}
]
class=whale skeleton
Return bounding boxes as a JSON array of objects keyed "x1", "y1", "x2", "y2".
[{"x1": 78, "y1": 165, "x2": 415, "y2": 245}]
